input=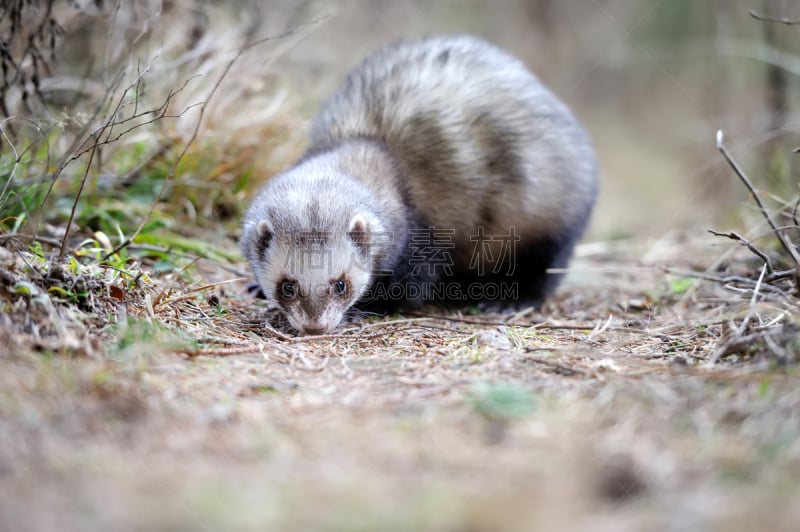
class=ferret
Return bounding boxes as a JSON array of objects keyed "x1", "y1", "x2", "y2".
[{"x1": 242, "y1": 35, "x2": 597, "y2": 335}]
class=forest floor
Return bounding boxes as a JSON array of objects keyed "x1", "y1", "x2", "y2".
[{"x1": 1, "y1": 229, "x2": 798, "y2": 532}]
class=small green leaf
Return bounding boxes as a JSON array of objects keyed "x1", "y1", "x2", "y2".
[
  {"x1": 68, "y1": 256, "x2": 80, "y2": 275},
  {"x1": 469, "y1": 382, "x2": 537, "y2": 421},
  {"x1": 12, "y1": 281, "x2": 41, "y2": 297},
  {"x1": 669, "y1": 277, "x2": 694, "y2": 295},
  {"x1": 28, "y1": 240, "x2": 45, "y2": 259}
]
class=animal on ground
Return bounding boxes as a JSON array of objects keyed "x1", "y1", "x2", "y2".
[{"x1": 241, "y1": 35, "x2": 598, "y2": 335}]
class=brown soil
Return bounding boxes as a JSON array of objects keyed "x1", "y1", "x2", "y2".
[{"x1": 1, "y1": 234, "x2": 798, "y2": 531}]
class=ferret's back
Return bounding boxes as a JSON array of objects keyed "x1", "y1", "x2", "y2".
[{"x1": 309, "y1": 35, "x2": 597, "y2": 242}]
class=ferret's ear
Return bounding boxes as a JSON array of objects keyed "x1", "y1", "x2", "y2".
[
  {"x1": 255, "y1": 219, "x2": 274, "y2": 256},
  {"x1": 348, "y1": 214, "x2": 370, "y2": 255}
]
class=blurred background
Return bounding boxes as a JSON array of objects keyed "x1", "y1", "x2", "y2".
[
  {"x1": 2, "y1": 0, "x2": 799, "y2": 242},
  {"x1": 268, "y1": 0, "x2": 800, "y2": 239}
]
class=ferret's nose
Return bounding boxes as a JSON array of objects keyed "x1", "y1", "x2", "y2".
[{"x1": 303, "y1": 325, "x2": 326, "y2": 336}]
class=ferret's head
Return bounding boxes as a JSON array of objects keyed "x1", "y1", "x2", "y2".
[
  {"x1": 244, "y1": 214, "x2": 376, "y2": 335},
  {"x1": 242, "y1": 173, "x2": 384, "y2": 335}
]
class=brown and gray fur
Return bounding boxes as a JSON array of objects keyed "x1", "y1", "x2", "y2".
[{"x1": 242, "y1": 35, "x2": 598, "y2": 335}]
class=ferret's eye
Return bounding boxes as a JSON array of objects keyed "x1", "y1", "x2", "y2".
[
  {"x1": 332, "y1": 279, "x2": 348, "y2": 297},
  {"x1": 278, "y1": 280, "x2": 297, "y2": 300}
]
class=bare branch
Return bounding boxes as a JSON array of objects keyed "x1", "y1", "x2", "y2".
[
  {"x1": 707, "y1": 229, "x2": 774, "y2": 272},
  {"x1": 1, "y1": 116, "x2": 52, "y2": 228},
  {"x1": 710, "y1": 327, "x2": 798, "y2": 364},
  {"x1": 59, "y1": 133, "x2": 99, "y2": 258},
  {"x1": 40, "y1": 65, "x2": 127, "y2": 208},
  {"x1": 0, "y1": 0, "x2": 64, "y2": 120},
  {"x1": 663, "y1": 266, "x2": 796, "y2": 303},
  {"x1": 101, "y1": 15, "x2": 331, "y2": 261},
  {"x1": 766, "y1": 269, "x2": 798, "y2": 283},
  {"x1": 716, "y1": 130, "x2": 800, "y2": 271},
  {"x1": 749, "y1": 10, "x2": 800, "y2": 25}
]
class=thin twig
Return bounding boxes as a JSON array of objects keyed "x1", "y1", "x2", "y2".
[
  {"x1": 398, "y1": 310, "x2": 684, "y2": 340},
  {"x1": 0, "y1": 118, "x2": 53, "y2": 233},
  {"x1": 120, "y1": 141, "x2": 175, "y2": 186},
  {"x1": 402, "y1": 311, "x2": 519, "y2": 327},
  {"x1": 41, "y1": 66, "x2": 127, "y2": 208},
  {"x1": 708, "y1": 229, "x2": 774, "y2": 272},
  {"x1": 521, "y1": 349, "x2": 590, "y2": 376},
  {"x1": 710, "y1": 329, "x2": 797, "y2": 364},
  {"x1": 262, "y1": 324, "x2": 295, "y2": 342},
  {"x1": 291, "y1": 351, "x2": 330, "y2": 372},
  {"x1": 67, "y1": 77, "x2": 199, "y2": 164},
  {"x1": 184, "y1": 277, "x2": 248, "y2": 295},
  {"x1": 734, "y1": 263, "x2": 768, "y2": 339},
  {"x1": 59, "y1": 133, "x2": 99, "y2": 258},
  {"x1": 183, "y1": 345, "x2": 268, "y2": 357},
  {"x1": 0, "y1": 234, "x2": 62, "y2": 247},
  {"x1": 354, "y1": 316, "x2": 438, "y2": 331},
  {"x1": 749, "y1": 10, "x2": 800, "y2": 25},
  {"x1": 716, "y1": 130, "x2": 800, "y2": 269},
  {"x1": 663, "y1": 267, "x2": 795, "y2": 300},
  {"x1": 766, "y1": 269, "x2": 797, "y2": 283},
  {"x1": 101, "y1": 15, "x2": 330, "y2": 261},
  {"x1": 751, "y1": 263, "x2": 768, "y2": 307},
  {"x1": 588, "y1": 313, "x2": 614, "y2": 338}
]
